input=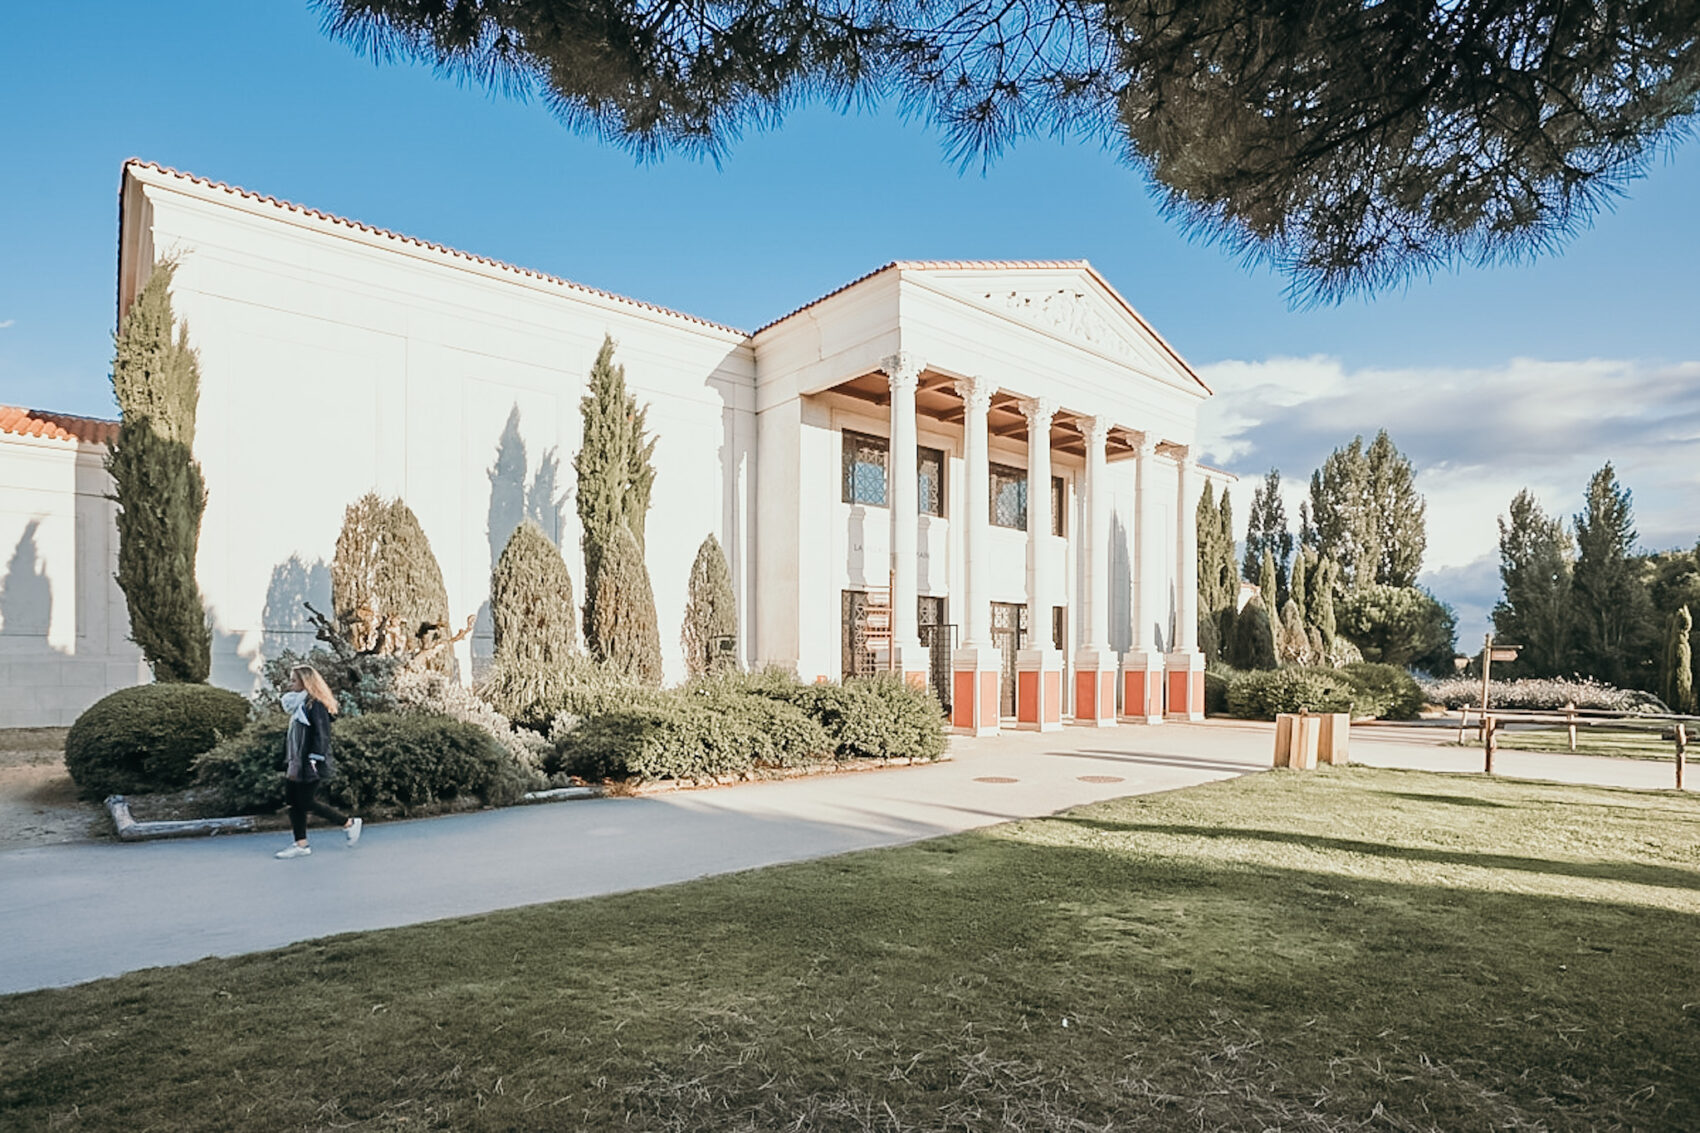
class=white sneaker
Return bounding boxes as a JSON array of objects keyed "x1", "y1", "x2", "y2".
[
  {"x1": 275, "y1": 844, "x2": 311, "y2": 859},
  {"x1": 346, "y1": 818, "x2": 363, "y2": 846}
]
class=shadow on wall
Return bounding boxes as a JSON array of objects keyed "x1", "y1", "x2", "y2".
[
  {"x1": 1109, "y1": 511, "x2": 1131, "y2": 654},
  {"x1": 0, "y1": 519, "x2": 56, "y2": 645},
  {"x1": 260, "y1": 554, "x2": 332, "y2": 660},
  {"x1": 477, "y1": 405, "x2": 569, "y2": 674}
]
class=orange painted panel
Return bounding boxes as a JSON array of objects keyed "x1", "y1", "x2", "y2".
[
  {"x1": 1044, "y1": 671, "x2": 1061, "y2": 722},
  {"x1": 1168, "y1": 671, "x2": 1186, "y2": 713},
  {"x1": 1075, "y1": 670, "x2": 1096, "y2": 718},
  {"x1": 1124, "y1": 671, "x2": 1145, "y2": 717},
  {"x1": 1016, "y1": 670, "x2": 1038, "y2": 722},
  {"x1": 953, "y1": 671, "x2": 975, "y2": 728}
]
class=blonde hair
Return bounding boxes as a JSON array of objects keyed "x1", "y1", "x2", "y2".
[{"x1": 292, "y1": 665, "x2": 340, "y2": 716}]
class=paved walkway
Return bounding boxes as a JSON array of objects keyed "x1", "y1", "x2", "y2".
[{"x1": 1, "y1": 720, "x2": 1682, "y2": 994}]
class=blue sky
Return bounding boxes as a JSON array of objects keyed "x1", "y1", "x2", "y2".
[{"x1": 3, "y1": 2, "x2": 1697, "y2": 643}]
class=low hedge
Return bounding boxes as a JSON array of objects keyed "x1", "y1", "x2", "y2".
[
  {"x1": 195, "y1": 711, "x2": 530, "y2": 815},
  {"x1": 65, "y1": 683, "x2": 250, "y2": 799},
  {"x1": 550, "y1": 671, "x2": 946, "y2": 783},
  {"x1": 1339, "y1": 663, "x2": 1424, "y2": 720},
  {"x1": 1223, "y1": 667, "x2": 1356, "y2": 720}
]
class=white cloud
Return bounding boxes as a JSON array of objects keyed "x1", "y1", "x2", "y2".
[
  {"x1": 0, "y1": 319, "x2": 14, "y2": 329},
  {"x1": 1196, "y1": 355, "x2": 1700, "y2": 640}
]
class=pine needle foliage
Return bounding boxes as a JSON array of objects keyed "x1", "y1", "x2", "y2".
[
  {"x1": 682, "y1": 534, "x2": 738, "y2": 675},
  {"x1": 332, "y1": 493, "x2": 456, "y2": 675},
  {"x1": 317, "y1": 1, "x2": 1700, "y2": 301},
  {"x1": 107, "y1": 260, "x2": 211, "y2": 682},
  {"x1": 589, "y1": 523, "x2": 663, "y2": 686},
  {"x1": 491, "y1": 519, "x2": 577, "y2": 665}
]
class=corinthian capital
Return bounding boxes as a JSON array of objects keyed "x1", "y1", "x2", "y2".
[
  {"x1": 1080, "y1": 414, "x2": 1113, "y2": 449},
  {"x1": 953, "y1": 375, "x2": 996, "y2": 413},
  {"x1": 880, "y1": 352, "x2": 923, "y2": 393},
  {"x1": 1018, "y1": 396, "x2": 1058, "y2": 431}
]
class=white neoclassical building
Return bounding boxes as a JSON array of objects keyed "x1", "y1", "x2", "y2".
[{"x1": 0, "y1": 160, "x2": 1226, "y2": 730}]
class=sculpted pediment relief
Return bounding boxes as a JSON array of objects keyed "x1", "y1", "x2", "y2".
[{"x1": 921, "y1": 274, "x2": 1173, "y2": 377}]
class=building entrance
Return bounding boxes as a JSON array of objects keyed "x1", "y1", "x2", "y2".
[{"x1": 990, "y1": 602, "x2": 1028, "y2": 717}]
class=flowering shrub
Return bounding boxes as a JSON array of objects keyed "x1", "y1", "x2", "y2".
[{"x1": 1417, "y1": 676, "x2": 1665, "y2": 713}]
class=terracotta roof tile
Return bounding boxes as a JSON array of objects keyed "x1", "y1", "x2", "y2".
[
  {"x1": 0, "y1": 406, "x2": 120, "y2": 445},
  {"x1": 123, "y1": 160, "x2": 749, "y2": 338}
]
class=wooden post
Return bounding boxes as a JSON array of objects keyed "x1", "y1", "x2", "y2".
[
  {"x1": 1565, "y1": 700, "x2": 1577, "y2": 752},
  {"x1": 1457, "y1": 706, "x2": 1469, "y2": 746},
  {"x1": 1483, "y1": 715, "x2": 1496, "y2": 776},
  {"x1": 1677, "y1": 723, "x2": 1687, "y2": 791},
  {"x1": 1478, "y1": 633, "x2": 1493, "y2": 743}
]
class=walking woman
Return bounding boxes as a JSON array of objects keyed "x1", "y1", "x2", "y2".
[{"x1": 275, "y1": 664, "x2": 361, "y2": 859}]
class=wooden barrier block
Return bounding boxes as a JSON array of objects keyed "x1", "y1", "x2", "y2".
[
  {"x1": 1317, "y1": 713, "x2": 1351, "y2": 765},
  {"x1": 1274, "y1": 714, "x2": 1320, "y2": 769}
]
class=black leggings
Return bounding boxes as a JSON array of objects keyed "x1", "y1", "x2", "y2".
[{"x1": 285, "y1": 778, "x2": 348, "y2": 842}]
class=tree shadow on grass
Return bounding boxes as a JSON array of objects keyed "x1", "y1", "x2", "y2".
[
  {"x1": 1386, "y1": 791, "x2": 1509, "y2": 808},
  {"x1": 1047, "y1": 816, "x2": 1700, "y2": 893}
]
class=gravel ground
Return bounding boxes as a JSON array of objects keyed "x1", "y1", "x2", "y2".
[{"x1": 0, "y1": 728, "x2": 100, "y2": 851}]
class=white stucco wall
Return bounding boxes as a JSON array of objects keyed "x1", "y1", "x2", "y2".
[
  {"x1": 0, "y1": 433, "x2": 147, "y2": 726},
  {"x1": 124, "y1": 165, "x2": 756, "y2": 692}
]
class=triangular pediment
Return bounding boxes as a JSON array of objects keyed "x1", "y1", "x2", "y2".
[{"x1": 903, "y1": 265, "x2": 1202, "y2": 390}]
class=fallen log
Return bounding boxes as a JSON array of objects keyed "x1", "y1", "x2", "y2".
[{"x1": 106, "y1": 796, "x2": 257, "y2": 841}]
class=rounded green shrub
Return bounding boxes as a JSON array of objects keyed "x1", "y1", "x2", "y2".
[
  {"x1": 65, "y1": 683, "x2": 249, "y2": 799},
  {"x1": 195, "y1": 712, "x2": 528, "y2": 814},
  {"x1": 835, "y1": 676, "x2": 947, "y2": 762},
  {"x1": 1339, "y1": 662, "x2": 1424, "y2": 720},
  {"x1": 1224, "y1": 668, "x2": 1355, "y2": 720}
]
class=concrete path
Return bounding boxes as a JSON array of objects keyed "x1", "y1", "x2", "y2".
[{"x1": 1, "y1": 720, "x2": 1682, "y2": 995}]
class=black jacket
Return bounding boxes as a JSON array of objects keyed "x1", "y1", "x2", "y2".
[{"x1": 304, "y1": 698, "x2": 333, "y2": 760}]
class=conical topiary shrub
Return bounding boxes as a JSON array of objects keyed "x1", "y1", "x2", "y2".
[
  {"x1": 682, "y1": 533, "x2": 737, "y2": 675},
  {"x1": 332, "y1": 493, "x2": 457, "y2": 675},
  {"x1": 588, "y1": 523, "x2": 663, "y2": 685}
]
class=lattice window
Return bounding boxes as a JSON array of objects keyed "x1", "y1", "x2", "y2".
[
  {"x1": 1052, "y1": 475, "x2": 1066, "y2": 536},
  {"x1": 990, "y1": 463, "x2": 1027, "y2": 529},
  {"x1": 918, "y1": 445, "x2": 945, "y2": 517},
  {"x1": 842, "y1": 430, "x2": 888, "y2": 506}
]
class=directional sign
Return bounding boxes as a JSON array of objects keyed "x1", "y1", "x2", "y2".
[{"x1": 1489, "y1": 648, "x2": 1519, "y2": 662}]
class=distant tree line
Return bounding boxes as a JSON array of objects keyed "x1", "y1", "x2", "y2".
[{"x1": 1493, "y1": 465, "x2": 1698, "y2": 709}]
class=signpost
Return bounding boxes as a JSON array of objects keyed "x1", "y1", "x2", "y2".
[{"x1": 1478, "y1": 633, "x2": 1520, "y2": 768}]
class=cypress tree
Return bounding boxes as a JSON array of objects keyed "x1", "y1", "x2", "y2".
[
  {"x1": 1366, "y1": 430, "x2": 1426, "y2": 587},
  {"x1": 575, "y1": 336, "x2": 658, "y2": 646},
  {"x1": 1290, "y1": 548, "x2": 1309, "y2": 628},
  {"x1": 1671, "y1": 606, "x2": 1695, "y2": 714},
  {"x1": 491, "y1": 519, "x2": 577, "y2": 665},
  {"x1": 590, "y1": 523, "x2": 663, "y2": 685},
  {"x1": 1279, "y1": 598, "x2": 1310, "y2": 665},
  {"x1": 1217, "y1": 488, "x2": 1236, "y2": 609},
  {"x1": 332, "y1": 493, "x2": 456, "y2": 674},
  {"x1": 1231, "y1": 598, "x2": 1277, "y2": 671},
  {"x1": 1312, "y1": 558, "x2": 1338, "y2": 644},
  {"x1": 107, "y1": 260, "x2": 211, "y2": 682},
  {"x1": 682, "y1": 534, "x2": 738, "y2": 674},
  {"x1": 1196, "y1": 480, "x2": 1219, "y2": 618},
  {"x1": 1258, "y1": 548, "x2": 1278, "y2": 612}
]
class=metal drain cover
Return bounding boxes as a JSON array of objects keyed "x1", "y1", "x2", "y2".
[
  {"x1": 1077, "y1": 775, "x2": 1125, "y2": 784},
  {"x1": 973, "y1": 776, "x2": 1019, "y2": 784}
]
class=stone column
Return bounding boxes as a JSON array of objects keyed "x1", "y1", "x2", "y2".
[
  {"x1": 1120, "y1": 433, "x2": 1164, "y2": 723},
  {"x1": 1165, "y1": 448, "x2": 1205, "y2": 720},
  {"x1": 1073, "y1": 415, "x2": 1116, "y2": 726},
  {"x1": 1016, "y1": 397, "x2": 1063, "y2": 731},
  {"x1": 881, "y1": 352, "x2": 928, "y2": 688},
  {"x1": 951, "y1": 376, "x2": 1001, "y2": 736}
]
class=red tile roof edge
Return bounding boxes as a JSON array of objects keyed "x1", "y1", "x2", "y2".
[
  {"x1": 122, "y1": 159, "x2": 750, "y2": 339},
  {"x1": 0, "y1": 406, "x2": 120, "y2": 446}
]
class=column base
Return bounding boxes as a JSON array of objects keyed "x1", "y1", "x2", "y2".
[
  {"x1": 1015, "y1": 648, "x2": 1064, "y2": 731},
  {"x1": 1072, "y1": 647, "x2": 1118, "y2": 727},
  {"x1": 1164, "y1": 650, "x2": 1206, "y2": 721},
  {"x1": 951, "y1": 645, "x2": 1003, "y2": 737},
  {"x1": 1119, "y1": 650, "x2": 1165, "y2": 724}
]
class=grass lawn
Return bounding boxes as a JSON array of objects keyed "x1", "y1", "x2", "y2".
[
  {"x1": 1466, "y1": 725, "x2": 1686, "y2": 761},
  {"x1": 4, "y1": 768, "x2": 1699, "y2": 1131}
]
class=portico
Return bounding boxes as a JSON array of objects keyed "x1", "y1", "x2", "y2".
[{"x1": 751, "y1": 260, "x2": 1213, "y2": 734}]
